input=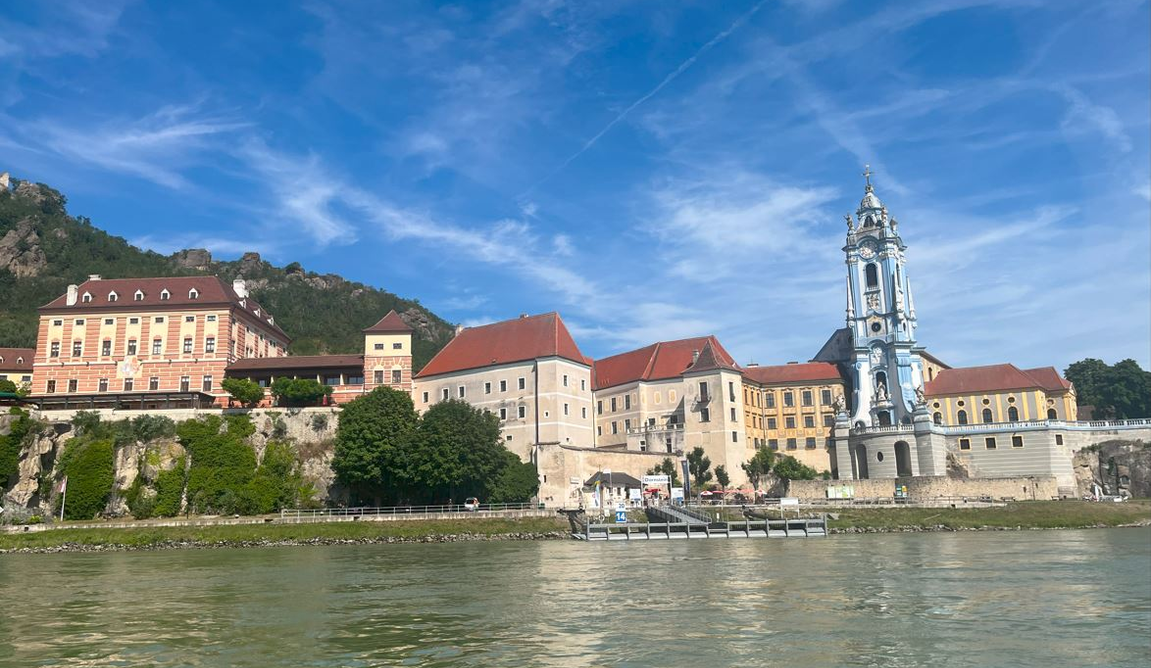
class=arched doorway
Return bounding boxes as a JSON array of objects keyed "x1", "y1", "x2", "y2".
[
  {"x1": 877, "y1": 411, "x2": 892, "y2": 426},
  {"x1": 894, "y1": 441, "x2": 912, "y2": 477},
  {"x1": 856, "y1": 444, "x2": 870, "y2": 479}
]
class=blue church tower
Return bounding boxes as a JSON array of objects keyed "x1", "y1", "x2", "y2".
[{"x1": 843, "y1": 167, "x2": 927, "y2": 428}]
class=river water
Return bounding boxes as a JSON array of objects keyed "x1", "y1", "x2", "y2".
[{"x1": 1, "y1": 528, "x2": 1148, "y2": 667}]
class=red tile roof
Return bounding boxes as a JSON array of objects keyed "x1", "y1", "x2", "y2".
[
  {"x1": 40, "y1": 276, "x2": 288, "y2": 339},
  {"x1": 363, "y1": 309, "x2": 413, "y2": 333},
  {"x1": 684, "y1": 339, "x2": 741, "y2": 375},
  {"x1": 925, "y1": 363, "x2": 1070, "y2": 396},
  {"x1": 0, "y1": 347, "x2": 35, "y2": 371},
  {"x1": 415, "y1": 312, "x2": 588, "y2": 378},
  {"x1": 227, "y1": 354, "x2": 364, "y2": 372},
  {"x1": 593, "y1": 336, "x2": 737, "y2": 390},
  {"x1": 743, "y1": 362, "x2": 843, "y2": 385}
]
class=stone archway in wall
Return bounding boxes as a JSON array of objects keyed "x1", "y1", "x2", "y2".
[
  {"x1": 856, "y1": 444, "x2": 870, "y2": 479},
  {"x1": 894, "y1": 441, "x2": 912, "y2": 477}
]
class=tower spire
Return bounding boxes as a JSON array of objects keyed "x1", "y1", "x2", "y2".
[{"x1": 862, "y1": 164, "x2": 873, "y2": 192}]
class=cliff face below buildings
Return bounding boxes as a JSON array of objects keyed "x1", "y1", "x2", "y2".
[
  {"x1": 1073, "y1": 440, "x2": 1151, "y2": 498},
  {"x1": 0, "y1": 174, "x2": 454, "y2": 371},
  {"x1": 1, "y1": 410, "x2": 341, "y2": 522}
]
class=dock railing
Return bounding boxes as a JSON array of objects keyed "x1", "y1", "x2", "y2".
[{"x1": 280, "y1": 502, "x2": 540, "y2": 522}]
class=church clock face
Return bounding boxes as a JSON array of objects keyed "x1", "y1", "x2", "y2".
[{"x1": 858, "y1": 239, "x2": 877, "y2": 259}]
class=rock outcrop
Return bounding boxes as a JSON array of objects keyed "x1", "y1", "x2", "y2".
[
  {"x1": 1073, "y1": 440, "x2": 1151, "y2": 498},
  {"x1": 172, "y1": 248, "x2": 213, "y2": 271},
  {"x1": 0, "y1": 218, "x2": 48, "y2": 277}
]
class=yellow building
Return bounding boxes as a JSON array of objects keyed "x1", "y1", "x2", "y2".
[
  {"x1": 924, "y1": 363, "x2": 1077, "y2": 426},
  {"x1": 742, "y1": 362, "x2": 846, "y2": 473}
]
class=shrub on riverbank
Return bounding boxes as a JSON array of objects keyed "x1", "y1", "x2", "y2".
[{"x1": 56, "y1": 438, "x2": 115, "y2": 520}]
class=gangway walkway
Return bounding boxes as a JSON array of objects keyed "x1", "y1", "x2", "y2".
[{"x1": 575, "y1": 505, "x2": 828, "y2": 541}]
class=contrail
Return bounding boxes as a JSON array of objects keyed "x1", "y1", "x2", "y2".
[{"x1": 526, "y1": 0, "x2": 768, "y2": 193}]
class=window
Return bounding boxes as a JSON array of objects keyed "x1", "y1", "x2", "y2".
[
  {"x1": 421, "y1": 391, "x2": 429, "y2": 403},
  {"x1": 81, "y1": 292, "x2": 93, "y2": 303},
  {"x1": 624, "y1": 418, "x2": 630, "y2": 430},
  {"x1": 152, "y1": 339, "x2": 163, "y2": 355},
  {"x1": 581, "y1": 379, "x2": 586, "y2": 391},
  {"x1": 985, "y1": 437, "x2": 997, "y2": 450},
  {"x1": 67, "y1": 379, "x2": 78, "y2": 393},
  {"x1": 183, "y1": 338, "x2": 193, "y2": 354},
  {"x1": 98, "y1": 378, "x2": 109, "y2": 392},
  {"x1": 205, "y1": 337, "x2": 215, "y2": 353},
  {"x1": 865, "y1": 263, "x2": 878, "y2": 288},
  {"x1": 802, "y1": 390, "x2": 813, "y2": 406},
  {"x1": 564, "y1": 403, "x2": 569, "y2": 416},
  {"x1": 149, "y1": 377, "x2": 159, "y2": 391},
  {"x1": 458, "y1": 385, "x2": 465, "y2": 398},
  {"x1": 393, "y1": 342, "x2": 402, "y2": 350},
  {"x1": 806, "y1": 437, "x2": 817, "y2": 449},
  {"x1": 729, "y1": 381, "x2": 736, "y2": 402},
  {"x1": 700, "y1": 407, "x2": 711, "y2": 422},
  {"x1": 804, "y1": 415, "x2": 815, "y2": 428},
  {"x1": 500, "y1": 380, "x2": 507, "y2": 392},
  {"x1": 786, "y1": 438, "x2": 797, "y2": 450},
  {"x1": 562, "y1": 374, "x2": 568, "y2": 387},
  {"x1": 1047, "y1": 408, "x2": 1057, "y2": 420},
  {"x1": 518, "y1": 377, "x2": 525, "y2": 390},
  {"x1": 783, "y1": 391, "x2": 794, "y2": 407},
  {"x1": 611, "y1": 421, "x2": 618, "y2": 434},
  {"x1": 75, "y1": 319, "x2": 85, "y2": 326},
  {"x1": 441, "y1": 388, "x2": 449, "y2": 400},
  {"x1": 821, "y1": 389, "x2": 833, "y2": 405},
  {"x1": 597, "y1": 400, "x2": 603, "y2": 415},
  {"x1": 982, "y1": 408, "x2": 993, "y2": 423},
  {"x1": 624, "y1": 395, "x2": 631, "y2": 410},
  {"x1": 207, "y1": 315, "x2": 216, "y2": 322},
  {"x1": 765, "y1": 392, "x2": 775, "y2": 408},
  {"x1": 698, "y1": 381, "x2": 709, "y2": 401},
  {"x1": 785, "y1": 416, "x2": 796, "y2": 429},
  {"x1": 484, "y1": 382, "x2": 492, "y2": 394},
  {"x1": 391, "y1": 369, "x2": 402, "y2": 384},
  {"x1": 155, "y1": 316, "x2": 164, "y2": 323},
  {"x1": 768, "y1": 439, "x2": 778, "y2": 450},
  {"x1": 50, "y1": 342, "x2": 60, "y2": 358},
  {"x1": 933, "y1": 412, "x2": 942, "y2": 425},
  {"x1": 160, "y1": 289, "x2": 170, "y2": 301},
  {"x1": 185, "y1": 315, "x2": 195, "y2": 323},
  {"x1": 127, "y1": 339, "x2": 137, "y2": 356},
  {"x1": 179, "y1": 376, "x2": 190, "y2": 392},
  {"x1": 129, "y1": 317, "x2": 139, "y2": 325},
  {"x1": 823, "y1": 414, "x2": 835, "y2": 427},
  {"x1": 611, "y1": 397, "x2": 617, "y2": 412},
  {"x1": 373, "y1": 343, "x2": 385, "y2": 350},
  {"x1": 104, "y1": 318, "x2": 114, "y2": 325},
  {"x1": 202, "y1": 375, "x2": 213, "y2": 392},
  {"x1": 101, "y1": 340, "x2": 111, "y2": 356},
  {"x1": 582, "y1": 407, "x2": 587, "y2": 419},
  {"x1": 1008, "y1": 406, "x2": 1019, "y2": 422},
  {"x1": 188, "y1": 288, "x2": 199, "y2": 299},
  {"x1": 373, "y1": 370, "x2": 384, "y2": 384},
  {"x1": 123, "y1": 378, "x2": 134, "y2": 392},
  {"x1": 731, "y1": 407, "x2": 737, "y2": 421},
  {"x1": 1055, "y1": 434, "x2": 1063, "y2": 445},
  {"x1": 767, "y1": 417, "x2": 777, "y2": 430},
  {"x1": 71, "y1": 341, "x2": 82, "y2": 357},
  {"x1": 598, "y1": 426, "x2": 602, "y2": 436},
  {"x1": 499, "y1": 408, "x2": 507, "y2": 420},
  {"x1": 957, "y1": 410, "x2": 968, "y2": 425},
  {"x1": 518, "y1": 405, "x2": 526, "y2": 419},
  {"x1": 732, "y1": 431, "x2": 739, "y2": 443},
  {"x1": 134, "y1": 290, "x2": 144, "y2": 301},
  {"x1": 46, "y1": 379, "x2": 56, "y2": 393},
  {"x1": 1011, "y1": 435, "x2": 1024, "y2": 448}
]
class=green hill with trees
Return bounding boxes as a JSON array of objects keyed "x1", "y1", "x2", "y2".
[{"x1": 0, "y1": 176, "x2": 454, "y2": 370}]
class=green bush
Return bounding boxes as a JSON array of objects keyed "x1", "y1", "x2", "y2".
[
  {"x1": 271, "y1": 378, "x2": 332, "y2": 407},
  {"x1": 58, "y1": 439, "x2": 115, "y2": 520},
  {"x1": 131, "y1": 414, "x2": 176, "y2": 442},
  {"x1": 179, "y1": 416, "x2": 256, "y2": 515},
  {"x1": 487, "y1": 451, "x2": 539, "y2": 503},
  {"x1": 221, "y1": 377, "x2": 265, "y2": 408},
  {"x1": 1, "y1": 409, "x2": 34, "y2": 484},
  {"x1": 772, "y1": 455, "x2": 819, "y2": 481},
  {"x1": 0, "y1": 378, "x2": 17, "y2": 393},
  {"x1": 152, "y1": 458, "x2": 186, "y2": 517}
]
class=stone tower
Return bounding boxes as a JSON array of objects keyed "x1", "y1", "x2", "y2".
[{"x1": 843, "y1": 167, "x2": 927, "y2": 428}]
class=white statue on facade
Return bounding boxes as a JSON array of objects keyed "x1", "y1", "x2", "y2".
[
  {"x1": 875, "y1": 378, "x2": 889, "y2": 402},
  {"x1": 870, "y1": 347, "x2": 884, "y2": 365},
  {"x1": 833, "y1": 393, "x2": 847, "y2": 414},
  {"x1": 914, "y1": 385, "x2": 927, "y2": 407}
]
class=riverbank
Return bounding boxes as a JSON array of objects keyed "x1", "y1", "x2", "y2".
[{"x1": 3, "y1": 501, "x2": 1148, "y2": 553}]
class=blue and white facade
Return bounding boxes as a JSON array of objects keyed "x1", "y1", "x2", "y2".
[{"x1": 843, "y1": 174, "x2": 927, "y2": 429}]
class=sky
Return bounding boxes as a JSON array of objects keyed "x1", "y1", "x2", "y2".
[{"x1": 2, "y1": 0, "x2": 1148, "y2": 371}]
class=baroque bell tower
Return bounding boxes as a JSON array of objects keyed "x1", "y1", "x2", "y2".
[{"x1": 843, "y1": 167, "x2": 926, "y2": 428}]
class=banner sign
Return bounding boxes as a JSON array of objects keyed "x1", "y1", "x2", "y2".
[{"x1": 642, "y1": 475, "x2": 670, "y2": 486}]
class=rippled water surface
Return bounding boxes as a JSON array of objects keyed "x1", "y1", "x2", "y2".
[{"x1": 2, "y1": 528, "x2": 1149, "y2": 667}]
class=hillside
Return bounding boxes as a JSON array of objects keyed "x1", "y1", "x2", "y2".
[{"x1": 0, "y1": 175, "x2": 454, "y2": 370}]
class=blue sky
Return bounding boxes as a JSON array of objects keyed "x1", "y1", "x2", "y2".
[{"x1": 2, "y1": 0, "x2": 1148, "y2": 371}]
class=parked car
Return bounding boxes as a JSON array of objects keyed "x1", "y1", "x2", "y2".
[{"x1": 464, "y1": 497, "x2": 480, "y2": 511}]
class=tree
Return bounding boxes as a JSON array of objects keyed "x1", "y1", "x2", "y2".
[
  {"x1": 687, "y1": 446, "x2": 712, "y2": 494},
  {"x1": 332, "y1": 387, "x2": 419, "y2": 504},
  {"x1": 487, "y1": 450, "x2": 539, "y2": 503},
  {"x1": 410, "y1": 399, "x2": 504, "y2": 503},
  {"x1": 0, "y1": 378, "x2": 16, "y2": 393},
  {"x1": 741, "y1": 446, "x2": 775, "y2": 490},
  {"x1": 1065, "y1": 358, "x2": 1151, "y2": 419},
  {"x1": 714, "y1": 465, "x2": 730, "y2": 490},
  {"x1": 222, "y1": 377, "x2": 265, "y2": 408},
  {"x1": 772, "y1": 455, "x2": 818, "y2": 481},
  {"x1": 270, "y1": 378, "x2": 332, "y2": 407},
  {"x1": 646, "y1": 458, "x2": 680, "y2": 487}
]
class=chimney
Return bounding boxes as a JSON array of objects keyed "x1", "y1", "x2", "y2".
[
  {"x1": 88, "y1": 274, "x2": 101, "y2": 281},
  {"x1": 232, "y1": 278, "x2": 248, "y2": 298},
  {"x1": 66, "y1": 284, "x2": 78, "y2": 306},
  {"x1": 519, "y1": 313, "x2": 528, "y2": 319},
  {"x1": 691, "y1": 349, "x2": 700, "y2": 363},
  {"x1": 746, "y1": 362, "x2": 759, "y2": 368},
  {"x1": 454, "y1": 324, "x2": 464, "y2": 336}
]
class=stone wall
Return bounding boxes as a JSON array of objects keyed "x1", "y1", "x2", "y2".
[{"x1": 787, "y1": 475, "x2": 1060, "y2": 503}]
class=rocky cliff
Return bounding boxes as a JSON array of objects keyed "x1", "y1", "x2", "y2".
[{"x1": 1073, "y1": 440, "x2": 1151, "y2": 498}]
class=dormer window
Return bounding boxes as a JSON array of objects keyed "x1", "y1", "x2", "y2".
[
  {"x1": 107, "y1": 291, "x2": 118, "y2": 302},
  {"x1": 160, "y1": 289, "x2": 171, "y2": 301},
  {"x1": 254, "y1": 308, "x2": 261, "y2": 317},
  {"x1": 188, "y1": 288, "x2": 199, "y2": 299},
  {"x1": 16, "y1": 356, "x2": 24, "y2": 364},
  {"x1": 239, "y1": 299, "x2": 246, "y2": 308},
  {"x1": 81, "y1": 292, "x2": 93, "y2": 303},
  {"x1": 134, "y1": 290, "x2": 145, "y2": 301}
]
